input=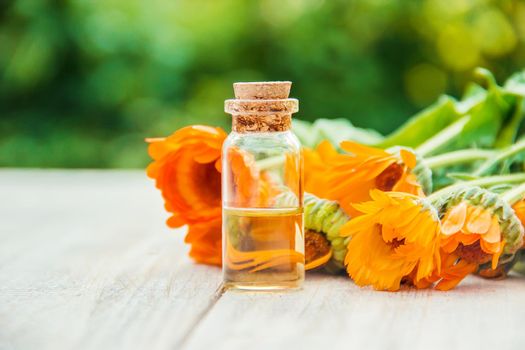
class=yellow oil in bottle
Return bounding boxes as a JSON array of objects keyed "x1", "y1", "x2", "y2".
[{"x1": 223, "y1": 207, "x2": 304, "y2": 290}]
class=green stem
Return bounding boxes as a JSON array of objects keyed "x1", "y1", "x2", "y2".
[
  {"x1": 474, "y1": 138, "x2": 525, "y2": 176},
  {"x1": 475, "y1": 67, "x2": 498, "y2": 90},
  {"x1": 255, "y1": 155, "x2": 285, "y2": 170},
  {"x1": 500, "y1": 183, "x2": 525, "y2": 204},
  {"x1": 427, "y1": 173, "x2": 525, "y2": 202},
  {"x1": 415, "y1": 116, "x2": 470, "y2": 157},
  {"x1": 424, "y1": 149, "x2": 495, "y2": 169}
]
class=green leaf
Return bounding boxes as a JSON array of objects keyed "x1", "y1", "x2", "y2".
[
  {"x1": 293, "y1": 118, "x2": 383, "y2": 149},
  {"x1": 446, "y1": 68, "x2": 510, "y2": 150},
  {"x1": 374, "y1": 96, "x2": 459, "y2": 149},
  {"x1": 415, "y1": 68, "x2": 513, "y2": 155},
  {"x1": 458, "y1": 83, "x2": 487, "y2": 113},
  {"x1": 377, "y1": 68, "x2": 522, "y2": 154},
  {"x1": 503, "y1": 70, "x2": 525, "y2": 97},
  {"x1": 292, "y1": 119, "x2": 323, "y2": 148},
  {"x1": 462, "y1": 81, "x2": 486, "y2": 97},
  {"x1": 494, "y1": 71, "x2": 525, "y2": 147},
  {"x1": 495, "y1": 97, "x2": 523, "y2": 147},
  {"x1": 449, "y1": 89, "x2": 510, "y2": 149}
]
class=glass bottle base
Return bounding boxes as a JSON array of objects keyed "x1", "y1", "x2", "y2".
[
  {"x1": 223, "y1": 280, "x2": 303, "y2": 291},
  {"x1": 223, "y1": 269, "x2": 304, "y2": 291}
]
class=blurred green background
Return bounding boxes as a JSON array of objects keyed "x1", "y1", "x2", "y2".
[{"x1": 1, "y1": 0, "x2": 525, "y2": 168}]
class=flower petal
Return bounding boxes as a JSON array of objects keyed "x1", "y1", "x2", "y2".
[
  {"x1": 482, "y1": 216, "x2": 502, "y2": 244},
  {"x1": 442, "y1": 202, "x2": 467, "y2": 236},
  {"x1": 466, "y1": 207, "x2": 492, "y2": 234},
  {"x1": 400, "y1": 149, "x2": 417, "y2": 169}
]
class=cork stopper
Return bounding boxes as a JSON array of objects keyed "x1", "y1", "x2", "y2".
[
  {"x1": 225, "y1": 81, "x2": 299, "y2": 133},
  {"x1": 234, "y1": 81, "x2": 291, "y2": 99}
]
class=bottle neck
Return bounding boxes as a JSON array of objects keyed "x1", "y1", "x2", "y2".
[{"x1": 232, "y1": 114, "x2": 292, "y2": 133}]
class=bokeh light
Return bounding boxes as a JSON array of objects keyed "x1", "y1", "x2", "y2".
[{"x1": 0, "y1": 0, "x2": 524, "y2": 167}]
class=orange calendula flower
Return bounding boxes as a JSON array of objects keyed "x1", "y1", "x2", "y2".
[
  {"x1": 185, "y1": 218, "x2": 222, "y2": 266},
  {"x1": 147, "y1": 126, "x2": 287, "y2": 267},
  {"x1": 227, "y1": 147, "x2": 261, "y2": 206},
  {"x1": 513, "y1": 199, "x2": 525, "y2": 234},
  {"x1": 225, "y1": 146, "x2": 283, "y2": 208},
  {"x1": 320, "y1": 142, "x2": 428, "y2": 217},
  {"x1": 147, "y1": 125, "x2": 227, "y2": 265},
  {"x1": 341, "y1": 190, "x2": 441, "y2": 291},
  {"x1": 441, "y1": 202, "x2": 504, "y2": 269},
  {"x1": 303, "y1": 141, "x2": 338, "y2": 198},
  {"x1": 412, "y1": 250, "x2": 478, "y2": 291},
  {"x1": 284, "y1": 152, "x2": 301, "y2": 197},
  {"x1": 433, "y1": 187, "x2": 524, "y2": 290}
]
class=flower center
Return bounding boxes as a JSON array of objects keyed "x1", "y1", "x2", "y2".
[
  {"x1": 375, "y1": 163, "x2": 403, "y2": 191},
  {"x1": 455, "y1": 241, "x2": 492, "y2": 264},
  {"x1": 389, "y1": 238, "x2": 405, "y2": 249},
  {"x1": 193, "y1": 162, "x2": 222, "y2": 207},
  {"x1": 377, "y1": 225, "x2": 406, "y2": 250},
  {"x1": 305, "y1": 230, "x2": 331, "y2": 262}
]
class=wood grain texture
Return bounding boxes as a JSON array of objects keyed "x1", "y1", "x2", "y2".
[
  {"x1": 1, "y1": 170, "x2": 524, "y2": 350},
  {"x1": 185, "y1": 273, "x2": 525, "y2": 350},
  {"x1": 0, "y1": 170, "x2": 222, "y2": 350}
]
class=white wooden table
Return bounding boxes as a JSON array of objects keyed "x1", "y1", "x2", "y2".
[{"x1": 1, "y1": 170, "x2": 524, "y2": 350}]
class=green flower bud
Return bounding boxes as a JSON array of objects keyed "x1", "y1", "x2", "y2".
[
  {"x1": 304, "y1": 193, "x2": 351, "y2": 273},
  {"x1": 432, "y1": 186, "x2": 524, "y2": 255}
]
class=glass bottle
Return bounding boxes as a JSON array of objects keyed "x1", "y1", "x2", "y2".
[{"x1": 222, "y1": 81, "x2": 304, "y2": 291}]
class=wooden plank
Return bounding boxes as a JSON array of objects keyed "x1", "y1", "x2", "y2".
[
  {"x1": 183, "y1": 272, "x2": 525, "y2": 350},
  {"x1": 0, "y1": 170, "x2": 222, "y2": 350},
  {"x1": 2, "y1": 170, "x2": 525, "y2": 350}
]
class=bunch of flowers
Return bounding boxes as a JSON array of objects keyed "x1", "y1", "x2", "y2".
[{"x1": 147, "y1": 68, "x2": 525, "y2": 291}]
